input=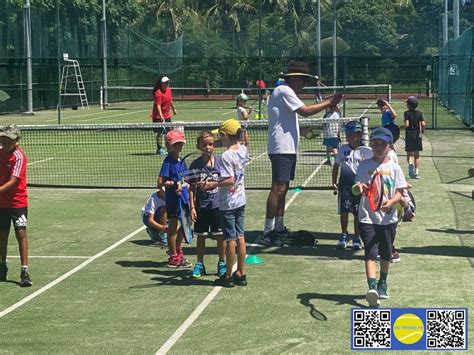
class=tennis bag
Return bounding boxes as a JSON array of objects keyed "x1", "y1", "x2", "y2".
[{"x1": 292, "y1": 230, "x2": 317, "y2": 246}]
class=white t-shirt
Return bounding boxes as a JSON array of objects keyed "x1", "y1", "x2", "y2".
[
  {"x1": 267, "y1": 83, "x2": 304, "y2": 154},
  {"x1": 323, "y1": 111, "x2": 340, "y2": 139},
  {"x1": 141, "y1": 192, "x2": 166, "y2": 217},
  {"x1": 236, "y1": 106, "x2": 249, "y2": 128},
  {"x1": 336, "y1": 144, "x2": 367, "y2": 186},
  {"x1": 387, "y1": 149, "x2": 399, "y2": 165},
  {"x1": 218, "y1": 144, "x2": 248, "y2": 211},
  {"x1": 355, "y1": 159, "x2": 407, "y2": 225}
]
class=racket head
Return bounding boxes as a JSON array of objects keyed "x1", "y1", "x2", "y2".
[
  {"x1": 394, "y1": 202, "x2": 405, "y2": 225},
  {"x1": 353, "y1": 145, "x2": 374, "y2": 161},
  {"x1": 367, "y1": 172, "x2": 384, "y2": 211},
  {"x1": 178, "y1": 197, "x2": 193, "y2": 244}
]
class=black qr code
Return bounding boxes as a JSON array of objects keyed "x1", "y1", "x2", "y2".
[
  {"x1": 353, "y1": 310, "x2": 391, "y2": 349},
  {"x1": 426, "y1": 309, "x2": 467, "y2": 349}
]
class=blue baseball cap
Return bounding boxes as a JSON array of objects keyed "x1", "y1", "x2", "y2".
[
  {"x1": 370, "y1": 127, "x2": 393, "y2": 143},
  {"x1": 345, "y1": 121, "x2": 362, "y2": 133}
]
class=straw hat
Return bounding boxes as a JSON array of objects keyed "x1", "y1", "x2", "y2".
[{"x1": 282, "y1": 61, "x2": 314, "y2": 78}]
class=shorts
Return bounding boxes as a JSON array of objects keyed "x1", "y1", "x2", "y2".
[
  {"x1": 359, "y1": 223, "x2": 396, "y2": 262},
  {"x1": 166, "y1": 204, "x2": 179, "y2": 219},
  {"x1": 220, "y1": 205, "x2": 245, "y2": 241},
  {"x1": 0, "y1": 207, "x2": 28, "y2": 232},
  {"x1": 194, "y1": 208, "x2": 222, "y2": 237},
  {"x1": 269, "y1": 154, "x2": 297, "y2": 182},
  {"x1": 405, "y1": 137, "x2": 423, "y2": 152},
  {"x1": 338, "y1": 186, "x2": 360, "y2": 215},
  {"x1": 142, "y1": 213, "x2": 167, "y2": 244},
  {"x1": 323, "y1": 138, "x2": 340, "y2": 149}
]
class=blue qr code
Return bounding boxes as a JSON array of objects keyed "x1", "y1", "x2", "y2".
[
  {"x1": 353, "y1": 310, "x2": 391, "y2": 349},
  {"x1": 426, "y1": 309, "x2": 467, "y2": 349}
]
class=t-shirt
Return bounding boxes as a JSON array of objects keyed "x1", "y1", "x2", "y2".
[
  {"x1": 404, "y1": 109, "x2": 424, "y2": 140},
  {"x1": 323, "y1": 111, "x2": 340, "y2": 139},
  {"x1": 141, "y1": 192, "x2": 166, "y2": 217},
  {"x1": 355, "y1": 159, "x2": 407, "y2": 225},
  {"x1": 0, "y1": 146, "x2": 28, "y2": 208},
  {"x1": 236, "y1": 106, "x2": 249, "y2": 128},
  {"x1": 152, "y1": 87, "x2": 173, "y2": 120},
  {"x1": 218, "y1": 145, "x2": 248, "y2": 211},
  {"x1": 387, "y1": 149, "x2": 399, "y2": 165},
  {"x1": 381, "y1": 110, "x2": 394, "y2": 126},
  {"x1": 267, "y1": 83, "x2": 305, "y2": 154},
  {"x1": 336, "y1": 143, "x2": 367, "y2": 186},
  {"x1": 189, "y1": 155, "x2": 220, "y2": 210},
  {"x1": 159, "y1": 155, "x2": 189, "y2": 205}
]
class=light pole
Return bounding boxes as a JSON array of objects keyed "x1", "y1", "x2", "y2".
[
  {"x1": 312, "y1": 0, "x2": 322, "y2": 78},
  {"x1": 101, "y1": 0, "x2": 108, "y2": 107},
  {"x1": 23, "y1": 0, "x2": 34, "y2": 115},
  {"x1": 332, "y1": 0, "x2": 337, "y2": 87}
]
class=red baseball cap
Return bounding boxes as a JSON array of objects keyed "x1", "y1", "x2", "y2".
[{"x1": 166, "y1": 129, "x2": 186, "y2": 145}]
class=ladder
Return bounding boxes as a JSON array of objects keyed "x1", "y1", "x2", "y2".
[{"x1": 60, "y1": 54, "x2": 89, "y2": 109}]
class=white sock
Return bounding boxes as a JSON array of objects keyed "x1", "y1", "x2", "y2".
[
  {"x1": 415, "y1": 168, "x2": 419, "y2": 174},
  {"x1": 275, "y1": 216, "x2": 285, "y2": 232},
  {"x1": 264, "y1": 219, "x2": 274, "y2": 235},
  {"x1": 21, "y1": 265, "x2": 28, "y2": 271}
]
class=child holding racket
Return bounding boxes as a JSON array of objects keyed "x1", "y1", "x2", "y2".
[
  {"x1": 236, "y1": 93, "x2": 251, "y2": 147},
  {"x1": 202, "y1": 119, "x2": 249, "y2": 287},
  {"x1": 0, "y1": 124, "x2": 32, "y2": 287},
  {"x1": 322, "y1": 104, "x2": 341, "y2": 166},
  {"x1": 332, "y1": 121, "x2": 366, "y2": 250},
  {"x1": 189, "y1": 131, "x2": 226, "y2": 279},
  {"x1": 141, "y1": 188, "x2": 168, "y2": 248},
  {"x1": 158, "y1": 129, "x2": 192, "y2": 269},
  {"x1": 376, "y1": 99, "x2": 397, "y2": 127},
  {"x1": 354, "y1": 127, "x2": 407, "y2": 307},
  {"x1": 403, "y1": 96, "x2": 425, "y2": 179}
]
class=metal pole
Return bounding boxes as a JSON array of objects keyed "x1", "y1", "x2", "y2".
[
  {"x1": 258, "y1": 0, "x2": 262, "y2": 117},
  {"x1": 332, "y1": 0, "x2": 337, "y2": 87},
  {"x1": 317, "y1": 0, "x2": 321, "y2": 77},
  {"x1": 101, "y1": 0, "x2": 108, "y2": 107},
  {"x1": 453, "y1": 0, "x2": 459, "y2": 39},
  {"x1": 57, "y1": 0, "x2": 61, "y2": 124},
  {"x1": 443, "y1": 0, "x2": 448, "y2": 45},
  {"x1": 23, "y1": 0, "x2": 34, "y2": 115}
]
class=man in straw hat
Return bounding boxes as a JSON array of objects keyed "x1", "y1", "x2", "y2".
[{"x1": 260, "y1": 61, "x2": 342, "y2": 246}]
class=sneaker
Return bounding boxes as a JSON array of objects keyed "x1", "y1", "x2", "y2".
[
  {"x1": 214, "y1": 275, "x2": 235, "y2": 288},
  {"x1": 377, "y1": 280, "x2": 389, "y2": 299},
  {"x1": 259, "y1": 230, "x2": 284, "y2": 247},
  {"x1": 391, "y1": 251, "x2": 401, "y2": 263},
  {"x1": 217, "y1": 260, "x2": 226, "y2": 278},
  {"x1": 232, "y1": 272, "x2": 247, "y2": 286},
  {"x1": 20, "y1": 268, "x2": 32, "y2": 287},
  {"x1": 366, "y1": 288, "x2": 380, "y2": 308},
  {"x1": 352, "y1": 236, "x2": 363, "y2": 250},
  {"x1": 192, "y1": 262, "x2": 206, "y2": 278},
  {"x1": 408, "y1": 164, "x2": 415, "y2": 178},
  {"x1": 413, "y1": 173, "x2": 420, "y2": 179},
  {"x1": 178, "y1": 256, "x2": 193, "y2": 269},
  {"x1": 336, "y1": 233, "x2": 348, "y2": 249},
  {"x1": 0, "y1": 263, "x2": 8, "y2": 281}
]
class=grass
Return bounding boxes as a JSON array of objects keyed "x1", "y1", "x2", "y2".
[{"x1": 1, "y1": 118, "x2": 473, "y2": 353}]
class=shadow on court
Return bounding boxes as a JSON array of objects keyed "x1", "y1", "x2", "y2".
[
  {"x1": 297, "y1": 292, "x2": 367, "y2": 317},
  {"x1": 400, "y1": 245, "x2": 474, "y2": 259},
  {"x1": 426, "y1": 228, "x2": 474, "y2": 235}
]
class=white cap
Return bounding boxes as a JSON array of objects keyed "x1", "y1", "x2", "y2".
[{"x1": 161, "y1": 76, "x2": 170, "y2": 83}]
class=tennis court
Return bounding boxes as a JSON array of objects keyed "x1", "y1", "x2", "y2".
[{"x1": 1, "y1": 97, "x2": 473, "y2": 353}]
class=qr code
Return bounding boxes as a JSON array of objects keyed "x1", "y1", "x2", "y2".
[
  {"x1": 353, "y1": 310, "x2": 391, "y2": 349},
  {"x1": 426, "y1": 309, "x2": 467, "y2": 349}
]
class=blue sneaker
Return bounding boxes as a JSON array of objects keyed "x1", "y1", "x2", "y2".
[
  {"x1": 408, "y1": 164, "x2": 415, "y2": 178},
  {"x1": 217, "y1": 260, "x2": 226, "y2": 277},
  {"x1": 192, "y1": 262, "x2": 206, "y2": 278},
  {"x1": 352, "y1": 236, "x2": 363, "y2": 250},
  {"x1": 336, "y1": 233, "x2": 348, "y2": 249},
  {"x1": 377, "y1": 280, "x2": 389, "y2": 299}
]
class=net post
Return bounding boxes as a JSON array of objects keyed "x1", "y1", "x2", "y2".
[
  {"x1": 387, "y1": 84, "x2": 392, "y2": 103},
  {"x1": 360, "y1": 116, "x2": 370, "y2": 146},
  {"x1": 100, "y1": 86, "x2": 103, "y2": 110}
]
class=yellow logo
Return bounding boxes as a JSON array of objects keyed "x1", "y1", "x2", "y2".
[{"x1": 393, "y1": 313, "x2": 424, "y2": 345}]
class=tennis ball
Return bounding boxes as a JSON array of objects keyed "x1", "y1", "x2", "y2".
[
  {"x1": 393, "y1": 313, "x2": 424, "y2": 345},
  {"x1": 305, "y1": 130, "x2": 314, "y2": 139},
  {"x1": 351, "y1": 184, "x2": 361, "y2": 196}
]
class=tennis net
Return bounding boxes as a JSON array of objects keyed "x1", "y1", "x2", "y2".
[{"x1": 19, "y1": 117, "x2": 368, "y2": 189}]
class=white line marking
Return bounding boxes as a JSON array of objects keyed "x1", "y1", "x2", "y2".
[
  {"x1": 7, "y1": 255, "x2": 91, "y2": 259},
  {"x1": 156, "y1": 159, "x2": 323, "y2": 354},
  {"x1": 27, "y1": 158, "x2": 54, "y2": 166},
  {"x1": 0, "y1": 226, "x2": 145, "y2": 318}
]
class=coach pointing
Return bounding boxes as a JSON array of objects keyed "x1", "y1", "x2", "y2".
[{"x1": 260, "y1": 61, "x2": 342, "y2": 246}]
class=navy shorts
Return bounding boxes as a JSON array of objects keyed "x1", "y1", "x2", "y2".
[
  {"x1": 166, "y1": 204, "x2": 179, "y2": 219},
  {"x1": 269, "y1": 154, "x2": 297, "y2": 182},
  {"x1": 194, "y1": 208, "x2": 222, "y2": 237},
  {"x1": 219, "y1": 205, "x2": 245, "y2": 241},
  {"x1": 0, "y1": 208, "x2": 28, "y2": 232},
  {"x1": 338, "y1": 186, "x2": 360, "y2": 215},
  {"x1": 323, "y1": 137, "x2": 340, "y2": 149},
  {"x1": 359, "y1": 223, "x2": 396, "y2": 262}
]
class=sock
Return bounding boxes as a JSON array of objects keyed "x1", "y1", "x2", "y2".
[
  {"x1": 367, "y1": 278, "x2": 377, "y2": 289},
  {"x1": 21, "y1": 265, "x2": 28, "y2": 271},
  {"x1": 415, "y1": 168, "x2": 419, "y2": 175},
  {"x1": 264, "y1": 218, "x2": 274, "y2": 235},
  {"x1": 379, "y1": 272, "x2": 388, "y2": 282},
  {"x1": 274, "y1": 216, "x2": 284, "y2": 232}
]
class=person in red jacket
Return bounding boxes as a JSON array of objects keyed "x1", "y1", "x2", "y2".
[{"x1": 0, "y1": 124, "x2": 32, "y2": 287}]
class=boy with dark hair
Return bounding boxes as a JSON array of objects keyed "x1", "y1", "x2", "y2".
[
  {"x1": 0, "y1": 124, "x2": 32, "y2": 286},
  {"x1": 404, "y1": 96, "x2": 425, "y2": 179},
  {"x1": 141, "y1": 188, "x2": 168, "y2": 247}
]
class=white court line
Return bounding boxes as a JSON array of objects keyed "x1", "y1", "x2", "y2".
[
  {"x1": 27, "y1": 157, "x2": 54, "y2": 166},
  {"x1": 0, "y1": 226, "x2": 145, "y2": 319},
  {"x1": 7, "y1": 255, "x2": 91, "y2": 259},
  {"x1": 156, "y1": 158, "x2": 323, "y2": 354}
]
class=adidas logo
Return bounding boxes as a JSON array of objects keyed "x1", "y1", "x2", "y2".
[{"x1": 14, "y1": 215, "x2": 27, "y2": 228}]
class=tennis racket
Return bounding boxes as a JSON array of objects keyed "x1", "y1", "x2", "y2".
[
  {"x1": 178, "y1": 195, "x2": 193, "y2": 244},
  {"x1": 418, "y1": 120, "x2": 424, "y2": 138},
  {"x1": 394, "y1": 202, "x2": 405, "y2": 225},
  {"x1": 366, "y1": 172, "x2": 384, "y2": 212}
]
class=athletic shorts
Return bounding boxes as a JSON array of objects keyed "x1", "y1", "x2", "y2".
[
  {"x1": 359, "y1": 223, "x2": 396, "y2": 262},
  {"x1": 323, "y1": 138, "x2": 340, "y2": 149},
  {"x1": 338, "y1": 186, "x2": 360, "y2": 215},
  {"x1": 194, "y1": 208, "x2": 222, "y2": 237},
  {"x1": 269, "y1": 154, "x2": 297, "y2": 182},
  {"x1": 0, "y1": 207, "x2": 28, "y2": 232},
  {"x1": 220, "y1": 205, "x2": 245, "y2": 241},
  {"x1": 166, "y1": 204, "x2": 179, "y2": 219},
  {"x1": 405, "y1": 137, "x2": 423, "y2": 152},
  {"x1": 142, "y1": 214, "x2": 167, "y2": 244}
]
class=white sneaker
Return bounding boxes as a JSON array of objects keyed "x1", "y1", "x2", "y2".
[{"x1": 366, "y1": 289, "x2": 380, "y2": 308}]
